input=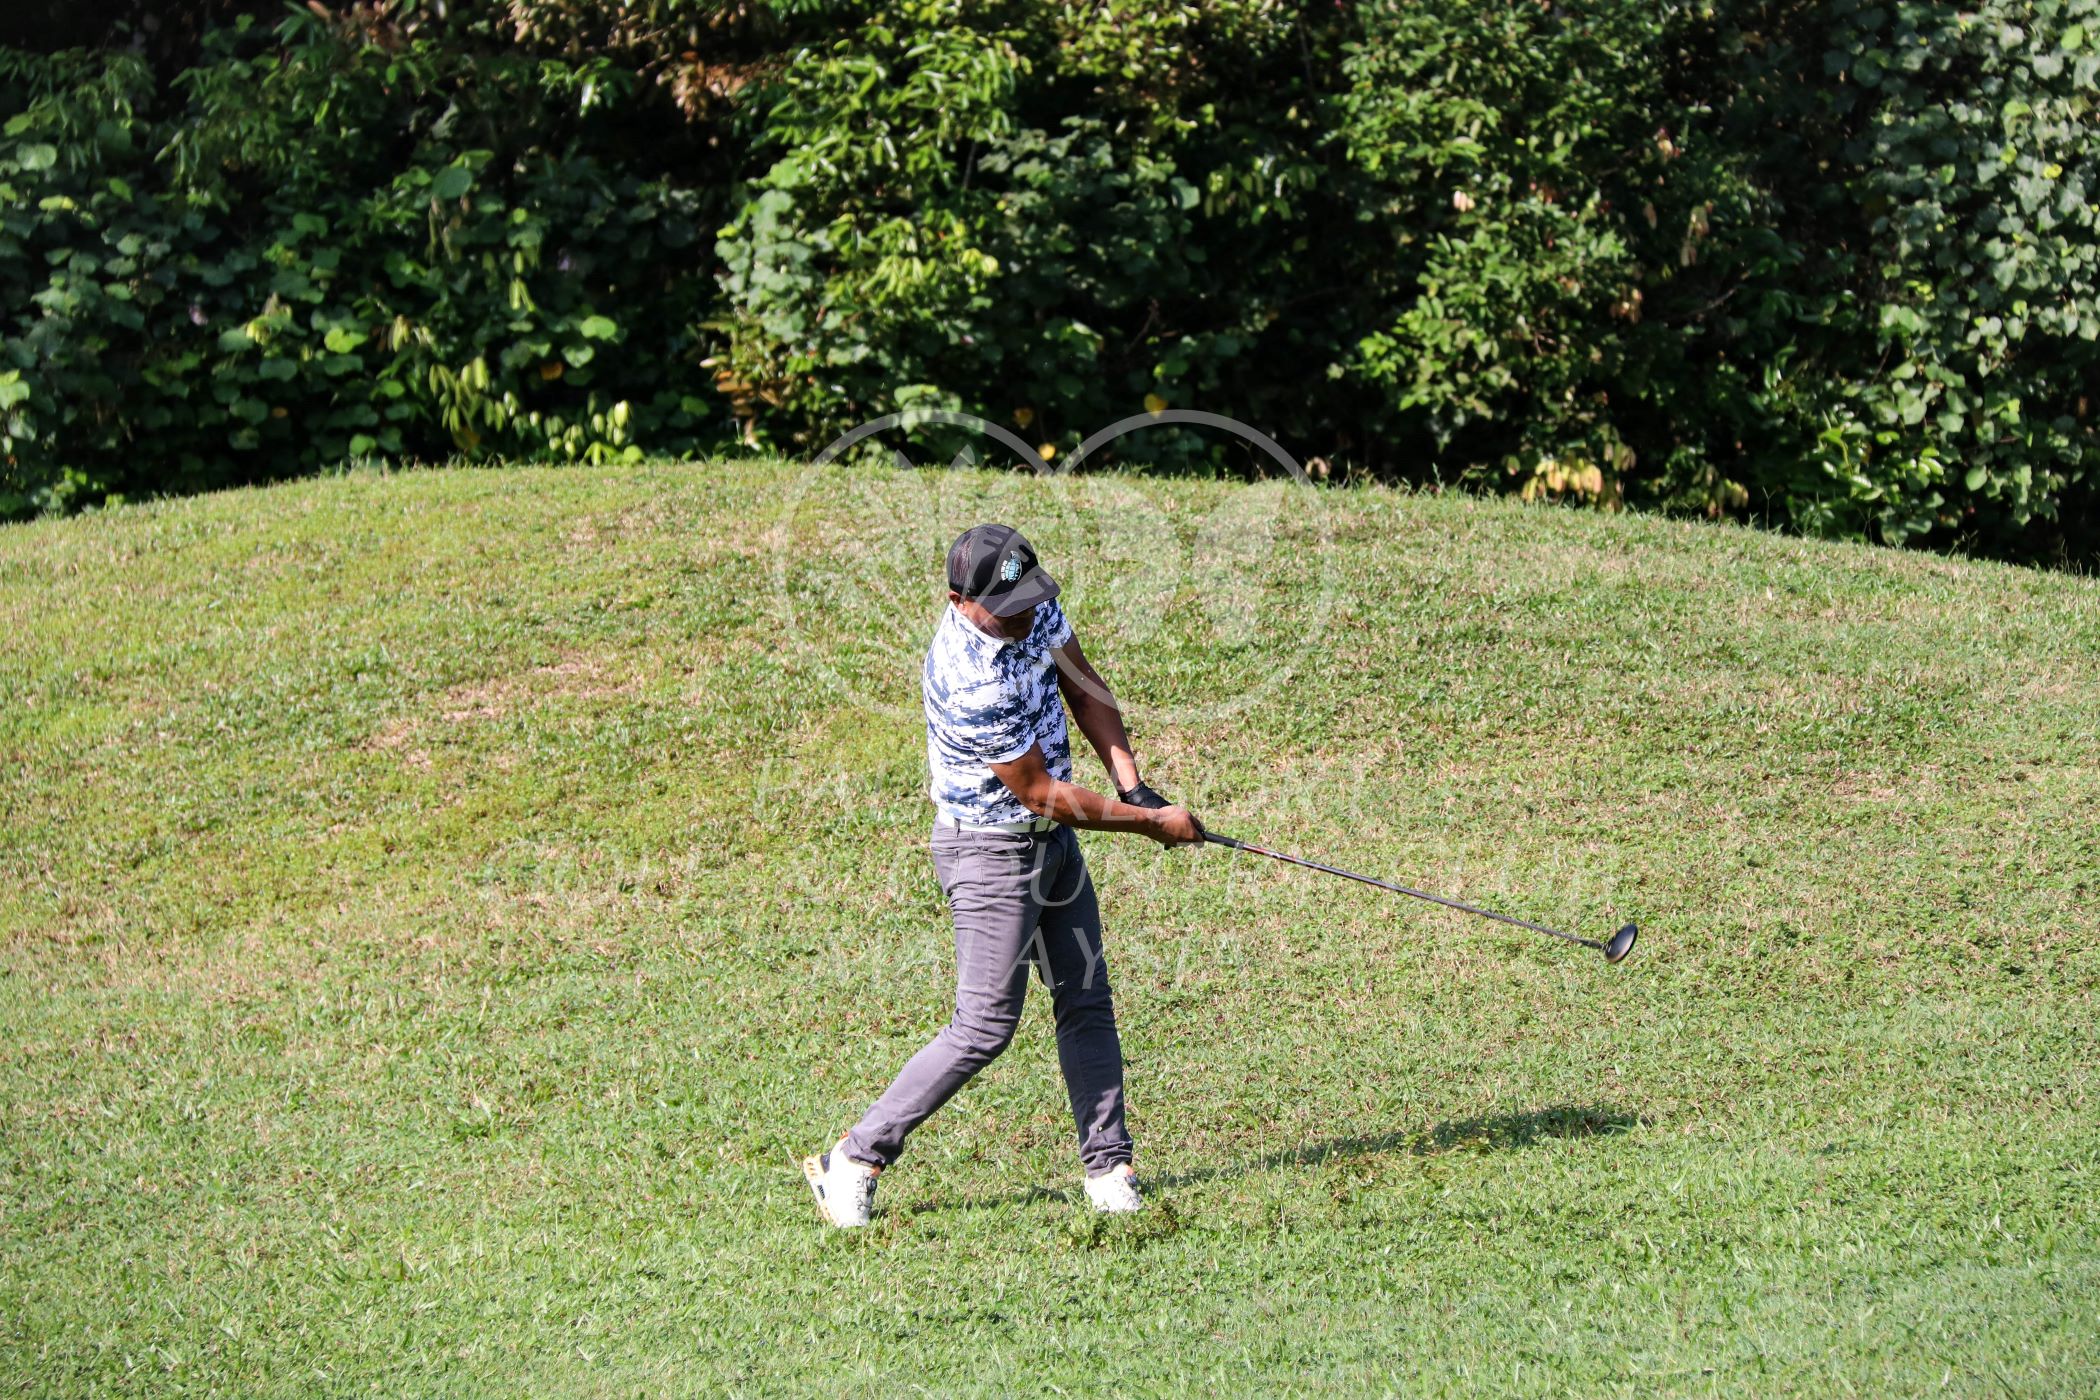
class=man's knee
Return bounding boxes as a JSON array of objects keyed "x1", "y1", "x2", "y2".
[
  {"x1": 944, "y1": 1007, "x2": 1020, "y2": 1066},
  {"x1": 1051, "y1": 983, "x2": 1116, "y2": 1036},
  {"x1": 1045, "y1": 943, "x2": 1114, "y2": 1008}
]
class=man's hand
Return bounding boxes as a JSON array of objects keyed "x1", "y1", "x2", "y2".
[
  {"x1": 1146, "y1": 805, "x2": 1204, "y2": 848},
  {"x1": 1124, "y1": 781, "x2": 1205, "y2": 847}
]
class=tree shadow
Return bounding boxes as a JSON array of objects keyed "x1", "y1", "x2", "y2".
[{"x1": 906, "y1": 1102, "x2": 1640, "y2": 1216}]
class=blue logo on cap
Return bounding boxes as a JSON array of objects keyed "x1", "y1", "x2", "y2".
[{"x1": 1000, "y1": 556, "x2": 1022, "y2": 582}]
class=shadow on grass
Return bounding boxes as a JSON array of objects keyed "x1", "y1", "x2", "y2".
[
  {"x1": 1146, "y1": 1101, "x2": 1642, "y2": 1191},
  {"x1": 910, "y1": 1102, "x2": 1639, "y2": 1216}
]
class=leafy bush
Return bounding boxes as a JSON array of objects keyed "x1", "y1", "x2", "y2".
[
  {"x1": 712, "y1": 2, "x2": 1307, "y2": 469},
  {"x1": 1, "y1": 0, "x2": 2094, "y2": 564},
  {"x1": 0, "y1": 17, "x2": 725, "y2": 514},
  {"x1": 1712, "y1": 0, "x2": 2100, "y2": 556},
  {"x1": 1334, "y1": 0, "x2": 1686, "y2": 503}
]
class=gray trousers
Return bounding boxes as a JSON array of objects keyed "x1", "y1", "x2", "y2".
[{"x1": 844, "y1": 822, "x2": 1133, "y2": 1175}]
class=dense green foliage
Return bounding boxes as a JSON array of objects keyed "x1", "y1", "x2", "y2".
[
  {"x1": 3, "y1": 1, "x2": 2096, "y2": 561},
  {"x1": 4, "y1": 464, "x2": 2099, "y2": 1390},
  {"x1": 0, "y1": 24, "x2": 722, "y2": 511},
  {"x1": 1698, "y1": 0, "x2": 2100, "y2": 556}
]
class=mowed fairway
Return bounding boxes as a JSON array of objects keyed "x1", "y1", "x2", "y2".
[{"x1": 3, "y1": 461, "x2": 2098, "y2": 1395}]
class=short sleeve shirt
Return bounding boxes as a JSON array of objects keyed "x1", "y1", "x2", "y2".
[{"x1": 923, "y1": 601, "x2": 1075, "y2": 825}]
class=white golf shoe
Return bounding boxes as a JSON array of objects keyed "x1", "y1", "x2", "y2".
[
  {"x1": 1083, "y1": 1162, "x2": 1143, "y2": 1214},
  {"x1": 802, "y1": 1138, "x2": 880, "y2": 1228}
]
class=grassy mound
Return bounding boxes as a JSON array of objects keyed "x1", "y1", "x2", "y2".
[{"x1": 3, "y1": 462, "x2": 2097, "y2": 1394}]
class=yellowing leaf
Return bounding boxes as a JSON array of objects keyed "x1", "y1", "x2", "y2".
[
  {"x1": 1038, "y1": 442, "x2": 1057, "y2": 461},
  {"x1": 1144, "y1": 393, "x2": 1167, "y2": 415}
]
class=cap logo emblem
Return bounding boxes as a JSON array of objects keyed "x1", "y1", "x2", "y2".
[{"x1": 999, "y1": 556, "x2": 1023, "y2": 582}]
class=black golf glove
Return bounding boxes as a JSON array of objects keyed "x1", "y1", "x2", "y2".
[{"x1": 1117, "y1": 781, "x2": 1171, "y2": 810}]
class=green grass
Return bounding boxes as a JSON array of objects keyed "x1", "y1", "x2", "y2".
[{"x1": 3, "y1": 460, "x2": 2097, "y2": 1396}]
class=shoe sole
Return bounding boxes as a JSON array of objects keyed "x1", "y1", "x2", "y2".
[{"x1": 801, "y1": 1153, "x2": 840, "y2": 1226}]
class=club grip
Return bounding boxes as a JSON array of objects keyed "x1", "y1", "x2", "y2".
[{"x1": 1202, "y1": 832, "x2": 1246, "y2": 850}]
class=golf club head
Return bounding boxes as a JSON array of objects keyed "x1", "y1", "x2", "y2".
[{"x1": 1604, "y1": 922, "x2": 1638, "y2": 964}]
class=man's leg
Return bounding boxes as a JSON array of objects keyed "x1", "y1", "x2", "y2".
[
  {"x1": 1032, "y1": 826, "x2": 1134, "y2": 1175},
  {"x1": 842, "y1": 828, "x2": 1046, "y2": 1168}
]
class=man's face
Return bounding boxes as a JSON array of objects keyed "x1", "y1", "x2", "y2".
[{"x1": 952, "y1": 593, "x2": 1037, "y2": 641}]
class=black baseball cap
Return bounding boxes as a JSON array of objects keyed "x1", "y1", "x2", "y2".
[{"x1": 946, "y1": 524, "x2": 1060, "y2": 616}]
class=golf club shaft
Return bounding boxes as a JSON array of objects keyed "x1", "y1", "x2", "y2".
[{"x1": 1202, "y1": 832, "x2": 1607, "y2": 953}]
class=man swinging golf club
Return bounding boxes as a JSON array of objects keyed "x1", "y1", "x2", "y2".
[{"x1": 803, "y1": 523, "x2": 1204, "y2": 1227}]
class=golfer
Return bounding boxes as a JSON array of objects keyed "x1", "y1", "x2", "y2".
[{"x1": 803, "y1": 524, "x2": 1204, "y2": 1226}]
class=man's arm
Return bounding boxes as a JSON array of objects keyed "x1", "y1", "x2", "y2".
[
  {"x1": 1051, "y1": 634, "x2": 1145, "y2": 795},
  {"x1": 988, "y1": 744, "x2": 1203, "y2": 846}
]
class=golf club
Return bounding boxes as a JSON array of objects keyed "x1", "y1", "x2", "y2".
[{"x1": 1203, "y1": 832, "x2": 1638, "y2": 964}]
